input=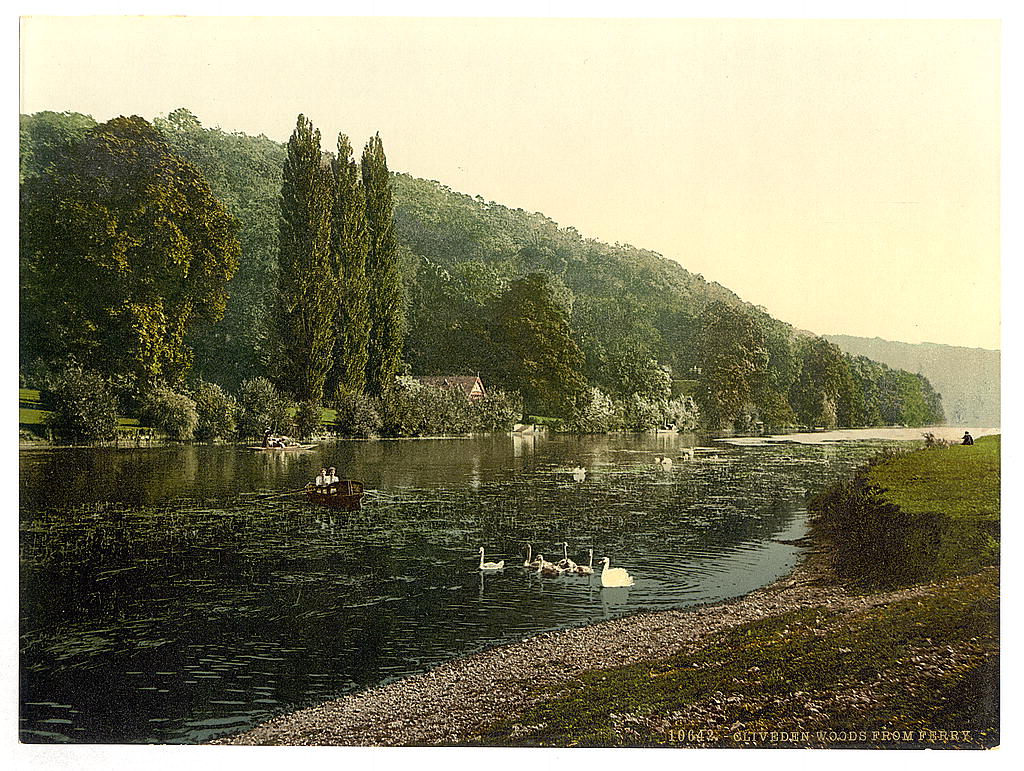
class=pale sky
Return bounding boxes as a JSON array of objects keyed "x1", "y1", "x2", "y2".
[{"x1": 19, "y1": 16, "x2": 1002, "y2": 350}]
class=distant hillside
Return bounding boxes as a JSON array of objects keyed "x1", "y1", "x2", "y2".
[{"x1": 825, "y1": 335, "x2": 1000, "y2": 427}]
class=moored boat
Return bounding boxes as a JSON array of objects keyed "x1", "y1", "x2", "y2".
[
  {"x1": 305, "y1": 480, "x2": 364, "y2": 511},
  {"x1": 249, "y1": 443, "x2": 317, "y2": 451}
]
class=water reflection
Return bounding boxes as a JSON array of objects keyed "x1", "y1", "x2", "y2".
[
  {"x1": 20, "y1": 433, "x2": 904, "y2": 744},
  {"x1": 600, "y1": 587, "x2": 631, "y2": 616}
]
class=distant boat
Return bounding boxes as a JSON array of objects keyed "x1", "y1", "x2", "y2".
[
  {"x1": 304, "y1": 481, "x2": 364, "y2": 511},
  {"x1": 249, "y1": 443, "x2": 317, "y2": 451},
  {"x1": 655, "y1": 424, "x2": 678, "y2": 434}
]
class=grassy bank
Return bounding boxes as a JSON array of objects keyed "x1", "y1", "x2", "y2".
[
  {"x1": 474, "y1": 437, "x2": 1000, "y2": 749},
  {"x1": 812, "y1": 435, "x2": 999, "y2": 588}
]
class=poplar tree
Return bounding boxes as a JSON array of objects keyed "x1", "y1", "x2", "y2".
[
  {"x1": 361, "y1": 134, "x2": 405, "y2": 397},
  {"x1": 276, "y1": 114, "x2": 335, "y2": 402},
  {"x1": 327, "y1": 134, "x2": 370, "y2": 398}
]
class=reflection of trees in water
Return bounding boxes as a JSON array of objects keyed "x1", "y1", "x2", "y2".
[{"x1": 21, "y1": 446, "x2": 200, "y2": 506}]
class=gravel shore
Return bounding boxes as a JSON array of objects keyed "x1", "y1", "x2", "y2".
[{"x1": 210, "y1": 554, "x2": 940, "y2": 747}]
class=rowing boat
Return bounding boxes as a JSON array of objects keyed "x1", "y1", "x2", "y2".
[{"x1": 305, "y1": 481, "x2": 364, "y2": 511}]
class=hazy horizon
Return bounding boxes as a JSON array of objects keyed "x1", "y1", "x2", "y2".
[{"x1": 20, "y1": 16, "x2": 1001, "y2": 350}]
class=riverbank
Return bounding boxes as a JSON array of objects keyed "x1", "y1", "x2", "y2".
[{"x1": 211, "y1": 435, "x2": 999, "y2": 749}]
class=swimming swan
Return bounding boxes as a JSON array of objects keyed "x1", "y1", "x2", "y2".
[
  {"x1": 537, "y1": 555, "x2": 564, "y2": 578},
  {"x1": 523, "y1": 544, "x2": 542, "y2": 570},
  {"x1": 556, "y1": 542, "x2": 577, "y2": 571},
  {"x1": 478, "y1": 547, "x2": 505, "y2": 572},
  {"x1": 572, "y1": 549, "x2": 594, "y2": 576},
  {"x1": 599, "y1": 557, "x2": 635, "y2": 587}
]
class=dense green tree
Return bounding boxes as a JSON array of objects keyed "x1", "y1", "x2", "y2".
[
  {"x1": 362, "y1": 134, "x2": 405, "y2": 396},
  {"x1": 748, "y1": 313, "x2": 800, "y2": 429},
  {"x1": 45, "y1": 366, "x2": 118, "y2": 443},
  {"x1": 333, "y1": 391, "x2": 383, "y2": 438},
  {"x1": 487, "y1": 272, "x2": 587, "y2": 416},
  {"x1": 20, "y1": 115, "x2": 240, "y2": 390},
  {"x1": 564, "y1": 387, "x2": 619, "y2": 433},
  {"x1": 791, "y1": 337, "x2": 852, "y2": 429},
  {"x1": 275, "y1": 114, "x2": 336, "y2": 402},
  {"x1": 190, "y1": 379, "x2": 237, "y2": 442},
  {"x1": 20, "y1": 110, "x2": 950, "y2": 435},
  {"x1": 470, "y1": 390, "x2": 524, "y2": 432},
  {"x1": 573, "y1": 295, "x2": 666, "y2": 399},
  {"x1": 919, "y1": 375, "x2": 945, "y2": 425},
  {"x1": 327, "y1": 134, "x2": 371, "y2": 399},
  {"x1": 404, "y1": 257, "x2": 509, "y2": 377},
  {"x1": 237, "y1": 376, "x2": 290, "y2": 439},
  {"x1": 846, "y1": 355, "x2": 887, "y2": 426},
  {"x1": 881, "y1": 370, "x2": 941, "y2": 427},
  {"x1": 141, "y1": 385, "x2": 199, "y2": 441},
  {"x1": 19, "y1": 110, "x2": 97, "y2": 182},
  {"x1": 694, "y1": 301, "x2": 769, "y2": 430}
]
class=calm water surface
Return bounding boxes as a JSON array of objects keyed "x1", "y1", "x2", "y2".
[{"x1": 20, "y1": 432, "x2": 910, "y2": 743}]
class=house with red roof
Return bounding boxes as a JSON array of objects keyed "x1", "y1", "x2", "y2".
[{"x1": 411, "y1": 375, "x2": 487, "y2": 401}]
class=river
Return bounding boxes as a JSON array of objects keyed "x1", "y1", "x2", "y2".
[{"x1": 19, "y1": 429, "x2": 977, "y2": 743}]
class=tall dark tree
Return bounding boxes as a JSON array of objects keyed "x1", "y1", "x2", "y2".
[
  {"x1": 361, "y1": 134, "x2": 405, "y2": 396},
  {"x1": 791, "y1": 336, "x2": 850, "y2": 428},
  {"x1": 694, "y1": 301, "x2": 769, "y2": 430},
  {"x1": 327, "y1": 134, "x2": 370, "y2": 399},
  {"x1": 487, "y1": 272, "x2": 587, "y2": 417},
  {"x1": 275, "y1": 114, "x2": 335, "y2": 402},
  {"x1": 20, "y1": 115, "x2": 240, "y2": 389}
]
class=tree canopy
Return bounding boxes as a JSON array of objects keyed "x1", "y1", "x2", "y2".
[{"x1": 21, "y1": 115, "x2": 240, "y2": 390}]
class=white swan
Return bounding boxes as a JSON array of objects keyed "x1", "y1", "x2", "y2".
[
  {"x1": 536, "y1": 554, "x2": 563, "y2": 578},
  {"x1": 523, "y1": 544, "x2": 542, "y2": 570},
  {"x1": 556, "y1": 542, "x2": 577, "y2": 571},
  {"x1": 478, "y1": 547, "x2": 505, "y2": 572},
  {"x1": 572, "y1": 465, "x2": 587, "y2": 482},
  {"x1": 599, "y1": 556, "x2": 634, "y2": 587},
  {"x1": 572, "y1": 548, "x2": 594, "y2": 576},
  {"x1": 655, "y1": 455, "x2": 673, "y2": 469}
]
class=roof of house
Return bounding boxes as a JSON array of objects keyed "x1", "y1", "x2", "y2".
[{"x1": 412, "y1": 375, "x2": 486, "y2": 395}]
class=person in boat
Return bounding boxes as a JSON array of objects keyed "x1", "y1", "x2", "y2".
[
  {"x1": 314, "y1": 467, "x2": 330, "y2": 493},
  {"x1": 962, "y1": 431, "x2": 975, "y2": 446},
  {"x1": 327, "y1": 466, "x2": 340, "y2": 494}
]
